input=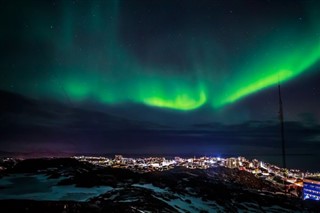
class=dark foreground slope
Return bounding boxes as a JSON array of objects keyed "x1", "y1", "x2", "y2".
[{"x1": 0, "y1": 158, "x2": 319, "y2": 212}]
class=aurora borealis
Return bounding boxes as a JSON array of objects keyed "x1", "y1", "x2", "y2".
[
  {"x1": 1, "y1": 0, "x2": 320, "y2": 110},
  {"x1": 1, "y1": 0, "x2": 320, "y2": 169}
]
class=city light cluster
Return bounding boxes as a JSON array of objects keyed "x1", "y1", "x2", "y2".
[{"x1": 73, "y1": 154, "x2": 320, "y2": 201}]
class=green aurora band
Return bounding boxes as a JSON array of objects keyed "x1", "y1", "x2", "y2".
[{"x1": 4, "y1": 1, "x2": 320, "y2": 111}]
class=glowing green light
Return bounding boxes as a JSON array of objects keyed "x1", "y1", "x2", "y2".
[
  {"x1": 3, "y1": 1, "x2": 320, "y2": 111},
  {"x1": 65, "y1": 81, "x2": 90, "y2": 101},
  {"x1": 143, "y1": 90, "x2": 207, "y2": 110},
  {"x1": 220, "y1": 70, "x2": 293, "y2": 105}
]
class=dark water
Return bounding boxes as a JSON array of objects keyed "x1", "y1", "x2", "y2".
[
  {"x1": 0, "y1": 175, "x2": 56, "y2": 196},
  {"x1": 0, "y1": 174, "x2": 112, "y2": 200}
]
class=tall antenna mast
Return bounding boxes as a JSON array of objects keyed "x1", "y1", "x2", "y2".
[{"x1": 278, "y1": 81, "x2": 286, "y2": 170}]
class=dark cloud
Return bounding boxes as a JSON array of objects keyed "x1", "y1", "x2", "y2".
[{"x1": 1, "y1": 90, "x2": 319, "y2": 170}]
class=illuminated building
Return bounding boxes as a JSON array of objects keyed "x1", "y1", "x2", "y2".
[
  {"x1": 303, "y1": 177, "x2": 320, "y2": 201},
  {"x1": 226, "y1": 158, "x2": 237, "y2": 169}
]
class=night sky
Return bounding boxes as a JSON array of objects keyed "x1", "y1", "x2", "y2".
[{"x1": 1, "y1": 0, "x2": 320, "y2": 170}]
